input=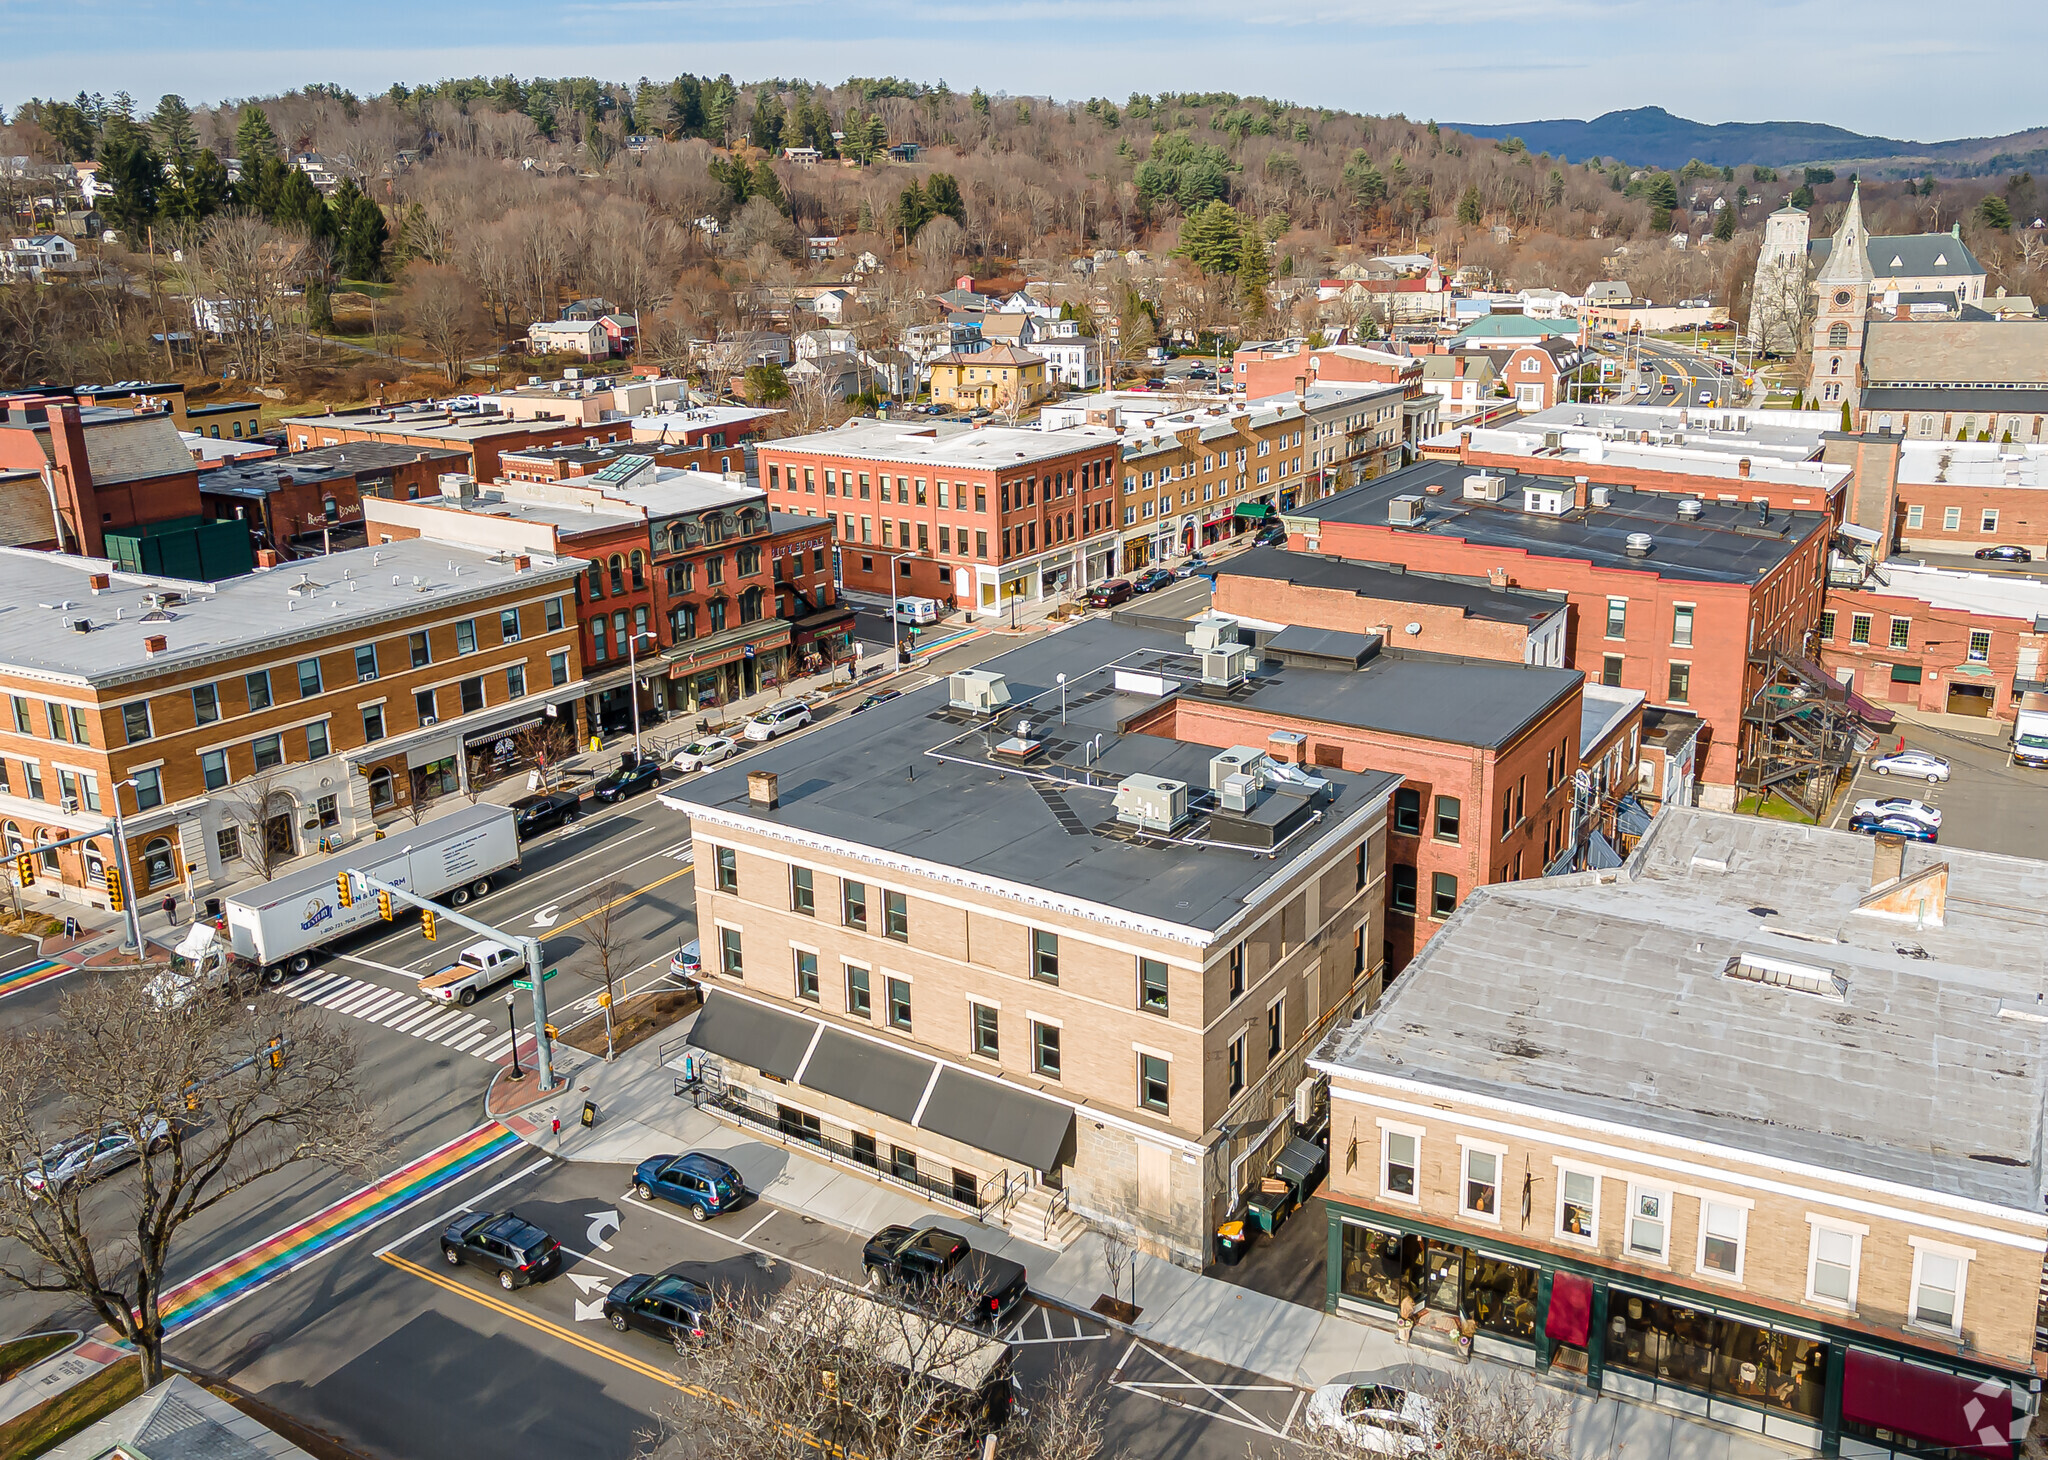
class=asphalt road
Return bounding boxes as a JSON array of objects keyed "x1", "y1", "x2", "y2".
[{"x1": 1829, "y1": 721, "x2": 2042, "y2": 859}]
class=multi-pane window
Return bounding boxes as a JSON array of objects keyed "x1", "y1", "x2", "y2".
[
  {"x1": 1558, "y1": 1169, "x2": 1598, "y2": 1240},
  {"x1": 1605, "y1": 598, "x2": 1627, "y2": 639},
  {"x1": 1809, "y1": 1225, "x2": 1857, "y2": 1305},
  {"x1": 1030, "y1": 929, "x2": 1059, "y2": 982},
  {"x1": 306, "y1": 720, "x2": 330, "y2": 759},
  {"x1": 1905, "y1": 505, "x2": 1924, "y2": 530},
  {"x1": 1031, "y1": 1021, "x2": 1060, "y2": 1077},
  {"x1": 297, "y1": 658, "x2": 323, "y2": 697},
  {"x1": 790, "y1": 865, "x2": 814, "y2": 915},
  {"x1": 1699, "y1": 1200, "x2": 1745, "y2": 1277},
  {"x1": 795, "y1": 949, "x2": 819, "y2": 1002},
  {"x1": 121, "y1": 702, "x2": 152, "y2": 744},
  {"x1": 884, "y1": 890, "x2": 908, "y2": 942},
  {"x1": 1383, "y1": 1130, "x2": 1418, "y2": 1198},
  {"x1": 455, "y1": 619, "x2": 478, "y2": 655},
  {"x1": 1266, "y1": 999, "x2": 1283, "y2": 1057},
  {"x1": 362, "y1": 704, "x2": 385, "y2": 742},
  {"x1": 1138, "y1": 1054, "x2": 1169, "y2": 1113},
  {"x1": 245, "y1": 670, "x2": 272, "y2": 711},
  {"x1": 1912, "y1": 1248, "x2": 1962, "y2": 1331},
  {"x1": 845, "y1": 965, "x2": 871, "y2": 1017},
  {"x1": 843, "y1": 880, "x2": 867, "y2": 931},
  {"x1": 1889, "y1": 617, "x2": 1911, "y2": 649},
  {"x1": 719, "y1": 926, "x2": 743, "y2": 975},
  {"x1": 506, "y1": 664, "x2": 526, "y2": 699},
  {"x1": 1393, "y1": 786, "x2": 1421, "y2": 834},
  {"x1": 10, "y1": 696, "x2": 28, "y2": 734},
  {"x1": 409, "y1": 631, "x2": 431, "y2": 668},
  {"x1": 1819, "y1": 610, "x2": 1836, "y2": 641},
  {"x1": 714, "y1": 846, "x2": 738, "y2": 893},
  {"x1": 1667, "y1": 662, "x2": 1691, "y2": 703},
  {"x1": 1390, "y1": 864, "x2": 1417, "y2": 913},
  {"x1": 1968, "y1": 630, "x2": 1992, "y2": 663},
  {"x1": 1462, "y1": 1148, "x2": 1499, "y2": 1216},
  {"x1": 1139, "y1": 958, "x2": 1169, "y2": 1014},
  {"x1": 1601, "y1": 653, "x2": 1624, "y2": 687},
  {"x1": 1435, "y1": 796, "x2": 1461, "y2": 843},
  {"x1": 1431, "y1": 872, "x2": 1458, "y2": 919},
  {"x1": 193, "y1": 684, "x2": 220, "y2": 725},
  {"x1": 1982, "y1": 510, "x2": 2000, "y2": 533},
  {"x1": 1228, "y1": 942, "x2": 1245, "y2": 999},
  {"x1": 1671, "y1": 605, "x2": 1694, "y2": 648},
  {"x1": 252, "y1": 733, "x2": 284, "y2": 770},
  {"x1": 1850, "y1": 613, "x2": 1872, "y2": 645},
  {"x1": 971, "y1": 1002, "x2": 999, "y2": 1057},
  {"x1": 460, "y1": 678, "x2": 485, "y2": 715},
  {"x1": 355, "y1": 644, "x2": 379, "y2": 682},
  {"x1": 201, "y1": 750, "x2": 228, "y2": 791},
  {"x1": 886, "y1": 977, "x2": 912, "y2": 1031},
  {"x1": 500, "y1": 608, "x2": 522, "y2": 643},
  {"x1": 550, "y1": 651, "x2": 569, "y2": 687},
  {"x1": 130, "y1": 767, "x2": 162, "y2": 812},
  {"x1": 1627, "y1": 1187, "x2": 1669, "y2": 1259},
  {"x1": 545, "y1": 597, "x2": 565, "y2": 632}
]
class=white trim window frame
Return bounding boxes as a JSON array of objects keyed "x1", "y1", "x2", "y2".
[
  {"x1": 1906, "y1": 1236, "x2": 1973, "y2": 1337},
  {"x1": 1696, "y1": 1196, "x2": 1750, "y2": 1283},
  {"x1": 1804, "y1": 1215, "x2": 1867, "y2": 1312},
  {"x1": 1555, "y1": 1164, "x2": 1600, "y2": 1246},
  {"x1": 1378, "y1": 1120, "x2": 1423, "y2": 1206},
  {"x1": 1456, "y1": 1138, "x2": 1505, "y2": 1224},
  {"x1": 1625, "y1": 1182, "x2": 1672, "y2": 1263}
]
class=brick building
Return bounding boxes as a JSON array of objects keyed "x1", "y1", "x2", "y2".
[
  {"x1": 0, "y1": 397, "x2": 204, "y2": 555},
  {"x1": 0, "y1": 543, "x2": 582, "y2": 910},
  {"x1": 1314, "y1": 809, "x2": 2044, "y2": 1460},
  {"x1": 1230, "y1": 341, "x2": 1423, "y2": 401},
  {"x1": 1818, "y1": 561, "x2": 2048, "y2": 722},
  {"x1": 1285, "y1": 460, "x2": 1835, "y2": 807},
  {"x1": 499, "y1": 441, "x2": 726, "y2": 484},
  {"x1": 282, "y1": 406, "x2": 625, "y2": 483},
  {"x1": 755, "y1": 421, "x2": 1121, "y2": 612},
  {"x1": 1460, "y1": 338, "x2": 1594, "y2": 413},
  {"x1": 197, "y1": 443, "x2": 466, "y2": 553},
  {"x1": 1881, "y1": 440, "x2": 2048, "y2": 556},
  {"x1": 667, "y1": 618, "x2": 1399, "y2": 1268}
]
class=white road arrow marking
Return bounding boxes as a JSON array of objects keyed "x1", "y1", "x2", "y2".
[
  {"x1": 573, "y1": 1298, "x2": 608, "y2": 1322},
  {"x1": 531, "y1": 905, "x2": 561, "y2": 928},
  {"x1": 569, "y1": 1272, "x2": 612, "y2": 1295},
  {"x1": 586, "y1": 1208, "x2": 621, "y2": 1250}
]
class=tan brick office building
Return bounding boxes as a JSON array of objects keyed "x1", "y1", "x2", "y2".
[
  {"x1": 669, "y1": 617, "x2": 1398, "y2": 1266},
  {"x1": 0, "y1": 543, "x2": 582, "y2": 911},
  {"x1": 1313, "y1": 808, "x2": 2045, "y2": 1460}
]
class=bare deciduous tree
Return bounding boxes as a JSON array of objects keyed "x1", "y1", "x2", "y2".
[
  {"x1": 0, "y1": 977, "x2": 378, "y2": 1386},
  {"x1": 221, "y1": 771, "x2": 297, "y2": 882},
  {"x1": 514, "y1": 720, "x2": 572, "y2": 791},
  {"x1": 197, "y1": 212, "x2": 306, "y2": 383},
  {"x1": 402, "y1": 261, "x2": 490, "y2": 386},
  {"x1": 580, "y1": 879, "x2": 630, "y2": 1060}
]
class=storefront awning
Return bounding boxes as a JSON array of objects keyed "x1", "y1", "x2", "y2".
[
  {"x1": 1843, "y1": 1350, "x2": 2012, "y2": 1459},
  {"x1": 1891, "y1": 664, "x2": 1924, "y2": 684},
  {"x1": 798, "y1": 1027, "x2": 933, "y2": 1125},
  {"x1": 1544, "y1": 1271, "x2": 1592, "y2": 1347},
  {"x1": 920, "y1": 1067, "x2": 1074, "y2": 1173},
  {"x1": 405, "y1": 733, "x2": 458, "y2": 770},
  {"x1": 464, "y1": 715, "x2": 544, "y2": 750},
  {"x1": 690, "y1": 991, "x2": 817, "y2": 1081},
  {"x1": 1234, "y1": 502, "x2": 1275, "y2": 521}
]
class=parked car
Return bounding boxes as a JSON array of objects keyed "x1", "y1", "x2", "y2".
[
  {"x1": 1173, "y1": 555, "x2": 1210, "y2": 579},
  {"x1": 593, "y1": 757, "x2": 662, "y2": 802},
  {"x1": 967, "y1": 406, "x2": 993, "y2": 419},
  {"x1": 1304, "y1": 1382, "x2": 1442, "y2": 1456},
  {"x1": 668, "y1": 939, "x2": 701, "y2": 983},
  {"x1": 1870, "y1": 748, "x2": 1951, "y2": 783},
  {"x1": 1850, "y1": 796, "x2": 1942, "y2": 828},
  {"x1": 603, "y1": 1272, "x2": 714, "y2": 1351},
  {"x1": 850, "y1": 690, "x2": 904, "y2": 714},
  {"x1": 1848, "y1": 810, "x2": 1939, "y2": 843},
  {"x1": 744, "y1": 700, "x2": 813, "y2": 742},
  {"x1": 1975, "y1": 545, "x2": 2033, "y2": 562},
  {"x1": 671, "y1": 736, "x2": 740, "y2": 772},
  {"x1": 633, "y1": 1151, "x2": 747, "y2": 1220},
  {"x1": 1084, "y1": 579, "x2": 1134, "y2": 608},
  {"x1": 509, "y1": 789, "x2": 580, "y2": 840},
  {"x1": 862, "y1": 1224, "x2": 1030, "y2": 1326},
  {"x1": 1255, "y1": 524, "x2": 1287, "y2": 547},
  {"x1": 22, "y1": 1119, "x2": 170, "y2": 1196},
  {"x1": 440, "y1": 1211, "x2": 563, "y2": 1290},
  {"x1": 1131, "y1": 568, "x2": 1176, "y2": 594}
]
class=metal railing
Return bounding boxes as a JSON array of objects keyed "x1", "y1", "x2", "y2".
[
  {"x1": 1042, "y1": 1187, "x2": 1071, "y2": 1242},
  {"x1": 702, "y1": 1084, "x2": 991, "y2": 1214}
]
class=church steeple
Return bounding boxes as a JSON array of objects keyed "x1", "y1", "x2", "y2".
[
  {"x1": 1807, "y1": 183, "x2": 1871, "y2": 414},
  {"x1": 1816, "y1": 182, "x2": 1872, "y2": 285}
]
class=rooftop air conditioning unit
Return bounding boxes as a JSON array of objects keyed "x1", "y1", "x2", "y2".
[
  {"x1": 948, "y1": 669, "x2": 1011, "y2": 713},
  {"x1": 1388, "y1": 495, "x2": 1426, "y2": 525},
  {"x1": 1113, "y1": 774, "x2": 1190, "y2": 834},
  {"x1": 1209, "y1": 745, "x2": 1267, "y2": 794},
  {"x1": 1220, "y1": 771, "x2": 1262, "y2": 813},
  {"x1": 1677, "y1": 498, "x2": 1704, "y2": 520},
  {"x1": 1463, "y1": 473, "x2": 1506, "y2": 501},
  {"x1": 1186, "y1": 613, "x2": 1240, "y2": 653},
  {"x1": 1589, "y1": 486, "x2": 1612, "y2": 508},
  {"x1": 1202, "y1": 643, "x2": 1251, "y2": 688},
  {"x1": 1625, "y1": 533, "x2": 1655, "y2": 557}
]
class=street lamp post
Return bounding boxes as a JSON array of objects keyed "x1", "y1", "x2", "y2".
[
  {"x1": 1057, "y1": 672, "x2": 1067, "y2": 723},
  {"x1": 504, "y1": 991, "x2": 524, "y2": 1080},
  {"x1": 624, "y1": 629, "x2": 655, "y2": 761}
]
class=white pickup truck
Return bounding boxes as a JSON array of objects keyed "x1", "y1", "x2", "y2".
[{"x1": 418, "y1": 940, "x2": 525, "y2": 1006}]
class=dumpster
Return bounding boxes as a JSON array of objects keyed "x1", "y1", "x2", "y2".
[
  {"x1": 1246, "y1": 1177, "x2": 1296, "y2": 1234},
  {"x1": 1272, "y1": 1136, "x2": 1328, "y2": 1201},
  {"x1": 1215, "y1": 1219, "x2": 1250, "y2": 1266}
]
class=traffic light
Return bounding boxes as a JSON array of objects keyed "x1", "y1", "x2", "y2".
[
  {"x1": 105, "y1": 873, "x2": 123, "y2": 913},
  {"x1": 420, "y1": 908, "x2": 438, "y2": 941},
  {"x1": 14, "y1": 853, "x2": 32, "y2": 887},
  {"x1": 336, "y1": 872, "x2": 353, "y2": 908},
  {"x1": 377, "y1": 890, "x2": 393, "y2": 922}
]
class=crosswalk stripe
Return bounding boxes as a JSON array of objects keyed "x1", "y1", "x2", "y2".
[
  {"x1": 446, "y1": 1027, "x2": 490, "y2": 1053},
  {"x1": 291, "y1": 974, "x2": 349, "y2": 1002},
  {"x1": 415, "y1": 1012, "x2": 467, "y2": 1043},
  {"x1": 378, "y1": 999, "x2": 431, "y2": 1028},
  {"x1": 308, "y1": 975, "x2": 366, "y2": 1005},
  {"x1": 476, "y1": 1033, "x2": 515, "y2": 1062},
  {"x1": 388, "y1": 1005, "x2": 441, "y2": 1033},
  {"x1": 352, "y1": 989, "x2": 410, "y2": 1021},
  {"x1": 327, "y1": 984, "x2": 389, "y2": 1014}
]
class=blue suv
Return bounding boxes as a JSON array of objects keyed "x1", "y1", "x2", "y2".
[{"x1": 633, "y1": 1151, "x2": 746, "y2": 1221}]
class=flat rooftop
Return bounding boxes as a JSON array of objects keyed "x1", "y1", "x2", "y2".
[
  {"x1": 633, "y1": 405, "x2": 779, "y2": 437},
  {"x1": 1314, "y1": 807, "x2": 2048, "y2": 1208},
  {"x1": 0, "y1": 541, "x2": 579, "y2": 689},
  {"x1": 1294, "y1": 459, "x2": 1827, "y2": 585},
  {"x1": 668, "y1": 618, "x2": 1401, "y2": 940},
  {"x1": 1860, "y1": 559, "x2": 2048, "y2": 622},
  {"x1": 765, "y1": 420, "x2": 1119, "y2": 470},
  {"x1": 1218, "y1": 545, "x2": 1567, "y2": 628},
  {"x1": 1443, "y1": 406, "x2": 1849, "y2": 496},
  {"x1": 281, "y1": 408, "x2": 569, "y2": 443},
  {"x1": 1898, "y1": 439, "x2": 2048, "y2": 489}
]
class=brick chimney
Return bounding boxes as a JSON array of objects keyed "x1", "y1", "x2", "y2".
[
  {"x1": 1737, "y1": 457, "x2": 1752, "y2": 479},
  {"x1": 747, "y1": 770, "x2": 780, "y2": 809},
  {"x1": 45, "y1": 402, "x2": 100, "y2": 558}
]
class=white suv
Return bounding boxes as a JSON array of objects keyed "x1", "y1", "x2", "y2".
[{"x1": 744, "y1": 700, "x2": 813, "y2": 742}]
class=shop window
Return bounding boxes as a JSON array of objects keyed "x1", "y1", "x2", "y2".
[
  {"x1": 1382, "y1": 1129, "x2": 1419, "y2": 1199},
  {"x1": 1698, "y1": 1199, "x2": 1746, "y2": 1279},
  {"x1": 215, "y1": 825, "x2": 242, "y2": 865},
  {"x1": 1605, "y1": 1291, "x2": 1827, "y2": 1423},
  {"x1": 142, "y1": 836, "x2": 175, "y2": 885},
  {"x1": 1461, "y1": 1146, "x2": 1500, "y2": 1218},
  {"x1": 1337, "y1": 1223, "x2": 1538, "y2": 1344},
  {"x1": 1558, "y1": 1168, "x2": 1598, "y2": 1242}
]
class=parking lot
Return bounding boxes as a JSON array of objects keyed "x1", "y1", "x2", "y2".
[{"x1": 1830, "y1": 722, "x2": 2042, "y2": 858}]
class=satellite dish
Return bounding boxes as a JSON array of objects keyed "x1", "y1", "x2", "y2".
[{"x1": 1405, "y1": 623, "x2": 1422, "y2": 635}]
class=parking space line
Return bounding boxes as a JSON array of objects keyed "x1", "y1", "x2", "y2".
[
  {"x1": 738, "y1": 1212, "x2": 775, "y2": 1243},
  {"x1": 618, "y1": 1190, "x2": 837, "y2": 1283}
]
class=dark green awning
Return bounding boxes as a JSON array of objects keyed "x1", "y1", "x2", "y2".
[
  {"x1": 1890, "y1": 664, "x2": 1923, "y2": 684},
  {"x1": 1234, "y1": 502, "x2": 1275, "y2": 521}
]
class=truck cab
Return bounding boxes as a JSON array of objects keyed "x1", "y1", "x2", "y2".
[
  {"x1": 861, "y1": 1224, "x2": 1029, "y2": 1326},
  {"x1": 2014, "y1": 710, "x2": 2048, "y2": 769},
  {"x1": 418, "y1": 940, "x2": 525, "y2": 1006}
]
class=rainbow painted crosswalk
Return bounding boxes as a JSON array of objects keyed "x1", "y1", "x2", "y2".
[
  {"x1": 0, "y1": 957, "x2": 72, "y2": 1002},
  {"x1": 158, "y1": 1122, "x2": 524, "y2": 1333}
]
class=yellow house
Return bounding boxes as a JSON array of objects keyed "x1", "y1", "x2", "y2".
[{"x1": 928, "y1": 345, "x2": 1050, "y2": 411}]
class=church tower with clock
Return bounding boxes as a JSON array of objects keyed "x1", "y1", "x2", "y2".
[{"x1": 1806, "y1": 183, "x2": 1872, "y2": 412}]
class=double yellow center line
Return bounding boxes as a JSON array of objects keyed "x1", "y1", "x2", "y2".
[{"x1": 549, "y1": 864, "x2": 696, "y2": 936}]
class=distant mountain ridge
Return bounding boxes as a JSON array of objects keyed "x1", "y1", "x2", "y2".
[{"x1": 1445, "y1": 106, "x2": 2048, "y2": 177}]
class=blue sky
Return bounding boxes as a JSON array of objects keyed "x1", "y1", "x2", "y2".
[{"x1": 2, "y1": 1, "x2": 2036, "y2": 142}]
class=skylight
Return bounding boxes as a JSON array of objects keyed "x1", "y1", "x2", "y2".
[{"x1": 1725, "y1": 952, "x2": 1847, "y2": 1002}]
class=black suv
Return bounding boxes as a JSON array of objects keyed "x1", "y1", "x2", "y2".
[
  {"x1": 510, "y1": 789, "x2": 581, "y2": 839},
  {"x1": 594, "y1": 757, "x2": 661, "y2": 803},
  {"x1": 604, "y1": 1272, "x2": 714, "y2": 1350},
  {"x1": 862, "y1": 1224, "x2": 1029, "y2": 1326},
  {"x1": 440, "y1": 1211, "x2": 563, "y2": 1290}
]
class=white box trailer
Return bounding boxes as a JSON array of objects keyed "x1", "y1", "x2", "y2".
[{"x1": 223, "y1": 804, "x2": 521, "y2": 983}]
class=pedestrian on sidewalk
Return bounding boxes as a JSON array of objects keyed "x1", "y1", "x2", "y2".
[{"x1": 159, "y1": 893, "x2": 177, "y2": 924}]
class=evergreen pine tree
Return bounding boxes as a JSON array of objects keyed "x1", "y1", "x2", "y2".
[{"x1": 150, "y1": 95, "x2": 199, "y2": 174}]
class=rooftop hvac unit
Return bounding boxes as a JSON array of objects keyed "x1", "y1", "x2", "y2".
[
  {"x1": 1220, "y1": 771, "x2": 1262, "y2": 812},
  {"x1": 1202, "y1": 643, "x2": 1251, "y2": 688},
  {"x1": 1209, "y1": 745, "x2": 1267, "y2": 793},
  {"x1": 1186, "y1": 613, "x2": 1240, "y2": 652},
  {"x1": 1625, "y1": 533, "x2": 1655, "y2": 557},
  {"x1": 1677, "y1": 498, "x2": 1704, "y2": 520},
  {"x1": 1463, "y1": 472, "x2": 1506, "y2": 501},
  {"x1": 948, "y1": 669, "x2": 1011, "y2": 713},
  {"x1": 1388, "y1": 495, "x2": 1426, "y2": 525},
  {"x1": 1589, "y1": 486, "x2": 1612, "y2": 508},
  {"x1": 1113, "y1": 774, "x2": 1190, "y2": 833}
]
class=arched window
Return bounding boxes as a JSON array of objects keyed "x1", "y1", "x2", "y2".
[
  {"x1": 608, "y1": 555, "x2": 625, "y2": 597},
  {"x1": 142, "y1": 836, "x2": 174, "y2": 886},
  {"x1": 84, "y1": 842, "x2": 107, "y2": 887},
  {"x1": 2, "y1": 821, "x2": 20, "y2": 856},
  {"x1": 37, "y1": 830, "x2": 57, "y2": 872},
  {"x1": 671, "y1": 604, "x2": 696, "y2": 642},
  {"x1": 585, "y1": 562, "x2": 603, "y2": 601},
  {"x1": 702, "y1": 514, "x2": 724, "y2": 544},
  {"x1": 630, "y1": 550, "x2": 645, "y2": 589},
  {"x1": 1829, "y1": 357, "x2": 1841, "y2": 376},
  {"x1": 368, "y1": 767, "x2": 395, "y2": 809},
  {"x1": 668, "y1": 524, "x2": 685, "y2": 553},
  {"x1": 738, "y1": 587, "x2": 764, "y2": 624},
  {"x1": 1828, "y1": 323, "x2": 1849, "y2": 348}
]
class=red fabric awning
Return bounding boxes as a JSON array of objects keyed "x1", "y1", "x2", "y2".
[
  {"x1": 1544, "y1": 1271, "x2": 1592, "y2": 1347},
  {"x1": 1843, "y1": 1350, "x2": 2012, "y2": 1459}
]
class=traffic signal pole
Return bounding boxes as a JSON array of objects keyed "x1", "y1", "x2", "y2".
[{"x1": 342, "y1": 870, "x2": 554, "y2": 1091}]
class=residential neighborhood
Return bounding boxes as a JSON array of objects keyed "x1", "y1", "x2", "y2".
[{"x1": 0, "y1": 47, "x2": 2043, "y2": 1460}]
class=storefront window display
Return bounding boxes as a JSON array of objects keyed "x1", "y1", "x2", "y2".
[
  {"x1": 1605, "y1": 1289, "x2": 1826, "y2": 1423},
  {"x1": 1338, "y1": 1222, "x2": 1539, "y2": 1343}
]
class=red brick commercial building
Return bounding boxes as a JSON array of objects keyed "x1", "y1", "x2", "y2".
[
  {"x1": 197, "y1": 443, "x2": 466, "y2": 552},
  {"x1": 0, "y1": 397, "x2": 203, "y2": 555},
  {"x1": 1818, "y1": 562, "x2": 2048, "y2": 722},
  {"x1": 282, "y1": 406, "x2": 622, "y2": 484},
  {"x1": 1459, "y1": 338, "x2": 1594, "y2": 414},
  {"x1": 1231, "y1": 342, "x2": 1423, "y2": 402},
  {"x1": 1285, "y1": 460, "x2": 1835, "y2": 807},
  {"x1": 756, "y1": 421, "x2": 1122, "y2": 613},
  {"x1": 500, "y1": 441, "x2": 725, "y2": 483}
]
